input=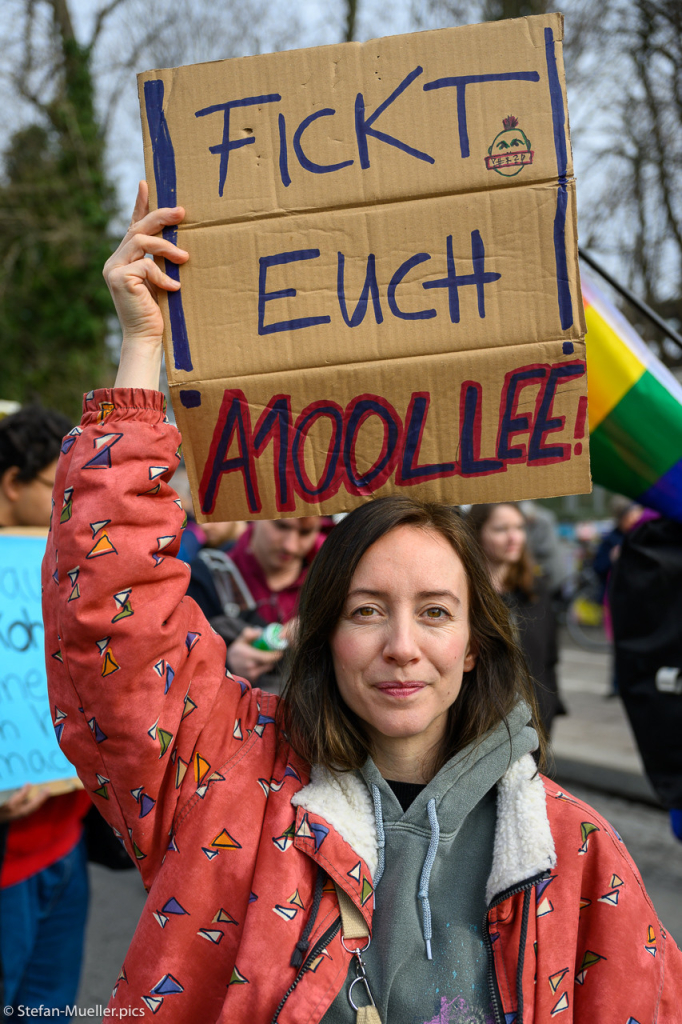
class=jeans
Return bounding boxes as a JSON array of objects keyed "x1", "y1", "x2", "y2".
[{"x1": 0, "y1": 838, "x2": 89, "y2": 1011}]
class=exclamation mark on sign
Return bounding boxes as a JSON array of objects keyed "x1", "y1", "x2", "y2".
[{"x1": 574, "y1": 395, "x2": 588, "y2": 456}]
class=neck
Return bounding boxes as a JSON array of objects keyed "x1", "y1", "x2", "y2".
[
  {"x1": 371, "y1": 733, "x2": 442, "y2": 785},
  {"x1": 0, "y1": 498, "x2": 17, "y2": 528},
  {"x1": 263, "y1": 559, "x2": 303, "y2": 592}
]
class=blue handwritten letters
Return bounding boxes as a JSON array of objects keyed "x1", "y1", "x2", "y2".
[
  {"x1": 0, "y1": 536, "x2": 75, "y2": 793},
  {"x1": 138, "y1": 15, "x2": 589, "y2": 520}
]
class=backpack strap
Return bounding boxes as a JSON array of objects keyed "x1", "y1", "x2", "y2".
[
  {"x1": 198, "y1": 548, "x2": 256, "y2": 617},
  {"x1": 334, "y1": 883, "x2": 382, "y2": 1024}
]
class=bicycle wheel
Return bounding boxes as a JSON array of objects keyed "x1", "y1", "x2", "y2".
[{"x1": 566, "y1": 587, "x2": 610, "y2": 652}]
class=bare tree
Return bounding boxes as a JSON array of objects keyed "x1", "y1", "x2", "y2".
[
  {"x1": 0, "y1": 0, "x2": 308, "y2": 414},
  {"x1": 414, "y1": 0, "x2": 682, "y2": 367},
  {"x1": 345, "y1": 0, "x2": 359, "y2": 41},
  {"x1": 588, "y1": 0, "x2": 682, "y2": 364}
]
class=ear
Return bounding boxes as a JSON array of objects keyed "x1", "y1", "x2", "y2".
[
  {"x1": 463, "y1": 639, "x2": 478, "y2": 674},
  {"x1": 1, "y1": 467, "x2": 22, "y2": 504}
]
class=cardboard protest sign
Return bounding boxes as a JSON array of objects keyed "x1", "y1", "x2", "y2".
[
  {"x1": 138, "y1": 14, "x2": 589, "y2": 521},
  {"x1": 0, "y1": 532, "x2": 77, "y2": 795}
]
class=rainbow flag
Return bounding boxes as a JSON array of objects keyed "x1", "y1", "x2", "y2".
[{"x1": 583, "y1": 273, "x2": 682, "y2": 521}]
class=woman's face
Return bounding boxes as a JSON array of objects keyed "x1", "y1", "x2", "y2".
[
  {"x1": 478, "y1": 504, "x2": 526, "y2": 567},
  {"x1": 331, "y1": 526, "x2": 476, "y2": 764}
]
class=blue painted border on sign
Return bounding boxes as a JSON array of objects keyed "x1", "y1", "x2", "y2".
[
  {"x1": 144, "y1": 80, "x2": 193, "y2": 372},
  {"x1": 544, "y1": 27, "x2": 573, "y2": 332}
]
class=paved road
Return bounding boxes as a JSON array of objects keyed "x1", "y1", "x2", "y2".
[{"x1": 78, "y1": 865, "x2": 146, "y2": 1008}]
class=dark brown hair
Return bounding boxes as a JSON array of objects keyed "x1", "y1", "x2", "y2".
[
  {"x1": 467, "y1": 502, "x2": 537, "y2": 599},
  {"x1": 279, "y1": 496, "x2": 545, "y2": 777}
]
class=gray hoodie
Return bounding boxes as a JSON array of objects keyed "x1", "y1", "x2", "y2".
[{"x1": 321, "y1": 702, "x2": 537, "y2": 1024}]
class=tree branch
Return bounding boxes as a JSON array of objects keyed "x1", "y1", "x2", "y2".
[
  {"x1": 345, "y1": 0, "x2": 358, "y2": 42},
  {"x1": 88, "y1": 0, "x2": 129, "y2": 51},
  {"x1": 49, "y1": 0, "x2": 76, "y2": 43}
]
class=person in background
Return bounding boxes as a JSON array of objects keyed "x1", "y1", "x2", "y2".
[
  {"x1": 519, "y1": 499, "x2": 565, "y2": 595},
  {"x1": 0, "y1": 405, "x2": 92, "y2": 1013},
  {"x1": 188, "y1": 516, "x2": 326, "y2": 691},
  {"x1": 173, "y1": 464, "x2": 246, "y2": 564},
  {"x1": 593, "y1": 495, "x2": 643, "y2": 697},
  {"x1": 593, "y1": 495, "x2": 643, "y2": 603},
  {"x1": 468, "y1": 502, "x2": 564, "y2": 738},
  {"x1": 610, "y1": 514, "x2": 682, "y2": 845}
]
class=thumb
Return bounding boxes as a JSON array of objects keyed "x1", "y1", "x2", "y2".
[
  {"x1": 130, "y1": 180, "x2": 149, "y2": 227},
  {"x1": 239, "y1": 626, "x2": 262, "y2": 643}
]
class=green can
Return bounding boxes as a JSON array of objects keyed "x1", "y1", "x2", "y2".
[{"x1": 251, "y1": 623, "x2": 288, "y2": 651}]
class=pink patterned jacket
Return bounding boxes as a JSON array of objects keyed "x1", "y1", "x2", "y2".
[{"x1": 43, "y1": 389, "x2": 682, "y2": 1023}]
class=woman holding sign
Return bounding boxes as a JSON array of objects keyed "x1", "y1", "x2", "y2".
[{"x1": 43, "y1": 185, "x2": 680, "y2": 1024}]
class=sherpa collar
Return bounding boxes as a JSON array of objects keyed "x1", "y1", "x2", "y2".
[{"x1": 291, "y1": 752, "x2": 556, "y2": 905}]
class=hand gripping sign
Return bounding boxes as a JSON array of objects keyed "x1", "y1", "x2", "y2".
[{"x1": 138, "y1": 14, "x2": 589, "y2": 521}]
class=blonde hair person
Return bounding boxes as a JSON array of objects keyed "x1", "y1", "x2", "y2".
[{"x1": 468, "y1": 502, "x2": 565, "y2": 739}]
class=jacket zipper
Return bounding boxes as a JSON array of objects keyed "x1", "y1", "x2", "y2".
[
  {"x1": 483, "y1": 870, "x2": 550, "y2": 1024},
  {"x1": 270, "y1": 916, "x2": 342, "y2": 1023}
]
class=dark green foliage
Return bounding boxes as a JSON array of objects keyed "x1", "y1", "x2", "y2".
[{"x1": 0, "y1": 37, "x2": 117, "y2": 420}]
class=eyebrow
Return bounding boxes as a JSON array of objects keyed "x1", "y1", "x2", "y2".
[{"x1": 347, "y1": 588, "x2": 461, "y2": 605}]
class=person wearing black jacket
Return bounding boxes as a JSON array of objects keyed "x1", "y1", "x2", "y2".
[{"x1": 610, "y1": 513, "x2": 682, "y2": 841}]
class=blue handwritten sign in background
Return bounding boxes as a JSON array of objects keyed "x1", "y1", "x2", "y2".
[{"x1": 0, "y1": 534, "x2": 76, "y2": 793}]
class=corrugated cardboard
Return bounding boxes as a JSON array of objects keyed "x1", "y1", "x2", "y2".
[{"x1": 138, "y1": 14, "x2": 589, "y2": 521}]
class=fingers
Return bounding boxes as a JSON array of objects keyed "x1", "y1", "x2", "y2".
[
  {"x1": 105, "y1": 184, "x2": 187, "y2": 297},
  {"x1": 128, "y1": 205, "x2": 185, "y2": 244},
  {"x1": 128, "y1": 181, "x2": 184, "y2": 239},
  {"x1": 17, "y1": 788, "x2": 50, "y2": 817},
  {"x1": 108, "y1": 256, "x2": 181, "y2": 295},
  {"x1": 115, "y1": 233, "x2": 189, "y2": 269},
  {"x1": 239, "y1": 627, "x2": 263, "y2": 643},
  {"x1": 255, "y1": 647, "x2": 283, "y2": 666},
  {"x1": 240, "y1": 649, "x2": 281, "y2": 681},
  {"x1": 0, "y1": 784, "x2": 50, "y2": 822},
  {"x1": 5, "y1": 782, "x2": 31, "y2": 809},
  {"x1": 226, "y1": 633, "x2": 283, "y2": 682},
  {"x1": 280, "y1": 618, "x2": 298, "y2": 642},
  {"x1": 129, "y1": 181, "x2": 149, "y2": 228}
]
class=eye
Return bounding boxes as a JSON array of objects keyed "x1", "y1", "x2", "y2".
[
  {"x1": 424, "y1": 606, "x2": 448, "y2": 620},
  {"x1": 353, "y1": 606, "x2": 377, "y2": 618},
  {"x1": 497, "y1": 140, "x2": 509, "y2": 149}
]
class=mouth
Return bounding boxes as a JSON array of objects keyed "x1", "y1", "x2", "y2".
[{"x1": 374, "y1": 682, "x2": 427, "y2": 699}]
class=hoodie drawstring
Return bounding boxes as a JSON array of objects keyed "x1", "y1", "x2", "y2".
[
  {"x1": 417, "y1": 798, "x2": 440, "y2": 960},
  {"x1": 371, "y1": 786, "x2": 441, "y2": 960},
  {"x1": 370, "y1": 784, "x2": 386, "y2": 889}
]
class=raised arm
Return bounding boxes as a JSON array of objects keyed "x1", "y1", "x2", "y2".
[
  {"x1": 42, "y1": 187, "x2": 251, "y2": 887},
  {"x1": 104, "y1": 181, "x2": 187, "y2": 391}
]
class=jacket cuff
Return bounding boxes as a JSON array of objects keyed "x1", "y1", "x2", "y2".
[{"x1": 81, "y1": 388, "x2": 167, "y2": 417}]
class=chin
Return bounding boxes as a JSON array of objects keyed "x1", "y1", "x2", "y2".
[{"x1": 365, "y1": 709, "x2": 444, "y2": 742}]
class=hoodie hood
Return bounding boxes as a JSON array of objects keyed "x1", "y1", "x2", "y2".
[
  {"x1": 299, "y1": 705, "x2": 554, "y2": 1023},
  {"x1": 358, "y1": 699, "x2": 538, "y2": 836},
  {"x1": 292, "y1": 701, "x2": 554, "y2": 905}
]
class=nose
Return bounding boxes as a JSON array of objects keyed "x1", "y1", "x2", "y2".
[
  {"x1": 382, "y1": 611, "x2": 421, "y2": 666},
  {"x1": 282, "y1": 531, "x2": 301, "y2": 553}
]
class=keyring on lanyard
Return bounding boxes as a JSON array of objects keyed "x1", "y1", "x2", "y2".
[{"x1": 341, "y1": 933, "x2": 377, "y2": 1011}]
